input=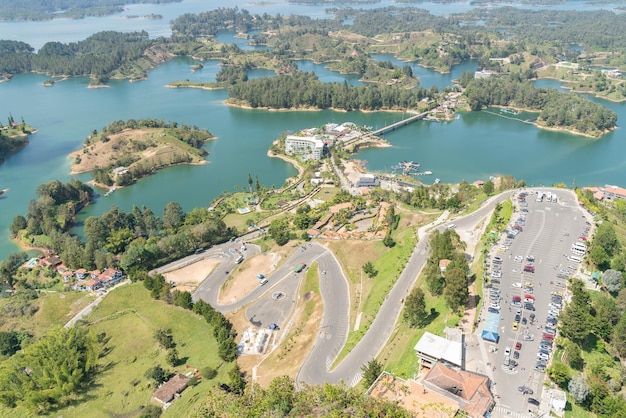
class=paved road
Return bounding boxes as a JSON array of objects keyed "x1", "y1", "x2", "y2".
[
  {"x1": 297, "y1": 191, "x2": 513, "y2": 387},
  {"x1": 189, "y1": 190, "x2": 513, "y2": 387}
]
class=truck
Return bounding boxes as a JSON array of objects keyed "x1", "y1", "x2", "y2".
[{"x1": 294, "y1": 262, "x2": 306, "y2": 273}]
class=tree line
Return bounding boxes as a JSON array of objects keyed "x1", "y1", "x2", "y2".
[
  {"x1": 0, "y1": 31, "x2": 154, "y2": 82},
  {"x1": 462, "y1": 73, "x2": 618, "y2": 136},
  {"x1": 228, "y1": 70, "x2": 431, "y2": 110}
]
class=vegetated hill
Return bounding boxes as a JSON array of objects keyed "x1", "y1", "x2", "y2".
[
  {"x1": 70, "y1": 119, "x2": 214, "y2": 186},
  {"x1": 0, "y1": 283, "x2": 232, "y2": 417}
]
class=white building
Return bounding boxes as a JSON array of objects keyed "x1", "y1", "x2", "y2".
[
  {"x1": 414, "y1": 331, "x2": 463, "y2": 369},
  {"x1": 285, "y1": 135, "x2": 325, "y2": 160}
]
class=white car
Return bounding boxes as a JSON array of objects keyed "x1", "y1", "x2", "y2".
[
  {"x1": 514, "y1": 255, "x2": 523, "y2": 262},
  {"x1": 512, "y1": 282, "x2": 522, "y2": 288},
  {"x1": 447, "y1": 224, "x2": 457, "y2": 229}
]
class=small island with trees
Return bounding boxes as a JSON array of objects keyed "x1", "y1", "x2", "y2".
[
  {"x1": 0, "y1": 114, "x2": 35, "y2": 164},
  {"x1": 70, "y1": 119, "x2": 214, "y2": 187}
]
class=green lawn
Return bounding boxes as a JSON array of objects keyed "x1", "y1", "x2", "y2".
[
  {"x1": 46, "y1": 283, "x2": 228, "y2": 418},
  {"x1": 379, "y1": 287, "x2": 460, "y2": 380}
]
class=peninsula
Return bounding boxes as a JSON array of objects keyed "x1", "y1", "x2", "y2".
[{"x1": 70, "y1": 119, "x2": 214, "y2": 187}]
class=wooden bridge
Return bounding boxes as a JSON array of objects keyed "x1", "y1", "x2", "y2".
[{"x1": 372, "y1": 111, "x2": 430, "y2": 136}]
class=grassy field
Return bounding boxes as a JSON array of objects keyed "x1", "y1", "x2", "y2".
[
  {"x1": 45, "y1": 283, "x2": 228, "y2": 418},
  {"x1": 0, "y1": 291, "x2": 95, "y2": 338}
]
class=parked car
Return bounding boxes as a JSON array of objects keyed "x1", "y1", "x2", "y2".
[
  {"x1": 488, "y1": 307, "x2": 500, "y2": 314},
  {"x1": 523, "y1": 334, "x2": 534, "y2": 341},
  {"x1": 521, "y1": 317, "x2": 527, "y2": 325},
  {"x1": 515, "y1": 342, "x2": 522, "y2": 350},
  {"x1": 528, "y1": 398, "x2": 540, "y2": 406},
  {"x1": 513, "y1": 351, "x2": 520, "y2": 359},
  {"x1": 524, "y1": 304, "x2": 536, "y2": 311}
]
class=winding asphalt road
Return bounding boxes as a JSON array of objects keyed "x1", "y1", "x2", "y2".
[{"x1": 188, "y1": 191, "x2": 513, "y2": 387}]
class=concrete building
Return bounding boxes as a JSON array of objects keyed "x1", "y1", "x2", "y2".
[
  {"x1": 414, "y1": 331, "x2": 463, "y2": 369},
  {"x1": 285, "y1": 135, "x2": 325, "y2": 160}
]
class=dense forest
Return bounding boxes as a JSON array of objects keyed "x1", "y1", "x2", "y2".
[
  {"x1": 461, "y1": 74, "x2": 618, "y2": 136},
  {"x1": 0, "y1": 32, "x2": 159, "y2": 83},
  {"x1": 228, "y1": 70, "x2": 431, "y2": 110},
  {"x1": 0, "y1": 114, "x2": 31, "y2": 163},
  {"x1": 0, "y1": 0, "x2": 180, "y2": 21}
]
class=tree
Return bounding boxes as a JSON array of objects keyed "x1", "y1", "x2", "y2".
[
  {"x1": 602, "y1": 269, "x2": 623, "y2": 293},
  {"x1": 0, "y1": 331, "x2": 21, "y2": 356},
  {"x1": 145, "y1": 366, "x2": 166, "y2": 384},
  {"x1": 613, "y1": 314, "x2": 626, "y2": 357},
  {"x1": 268, "y1": 218, "x2": 290, "y2": 246},
  {"x1": 362, "y1": 261, "x2": 378, "y2": 278},
  {"x1": 247, "y1": 173, "x2": 253, "y2": 193},
  {"x1": 361, "y1": 358, "x2": 383, "y2": 388},
  {"x1": 568, "y1": 373, "x2": 590, "y2": 404},
  {"x1": 444, "y1": 267, "x2": 469, "y2": 312},
  {"x1": 228, "y1": 363, "x2": 246, "y2": 395},
  {"x1": 154, "y1": 328, "x2": 176, "y2": 350},
  {"x1": 404, "y1": 287, "x2": 427, "y2": 327},
  {"x1": 547, "y1": 361, "x2": 571, "y2": 387},
  {"x1": 382, "y1": 232, "x2": 395, "y2": 248},
  {"x1": 139, "y1": 404, "x2": 162, "y2": 418},
  {"x1": 264, "y1": 376, "x2": 295, "y2": 415},
  {"x1": 163, "y1": 201, "x2": 184, "y2": 231},
  {"x1": 9, "y1": 215, "x2": 26, "y2": 236},
  {"x1": 200, "y1": 366, "x2": 218, "y2": 380},
  {"x1": 166, "y1": 348, "x2": 179, "y2": 367},
  {"x1": 483, "y1": 180, "x2": 494, "y2": 195},
  {"x1": 172, "y1": 290, "x2": 193, "y2": 309}
]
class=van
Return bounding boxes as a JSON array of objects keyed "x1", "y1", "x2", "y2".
[
  {"x1": 568, "y1": 255, "x2": 582, "y2": 263},
  {"x1": 572, "y1": 248, "x2": 586, "y2": 256},
  {"x1": 259, "y1": 279, "x2": 268, "y2": 286}
]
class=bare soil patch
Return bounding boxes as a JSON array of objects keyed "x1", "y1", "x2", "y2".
[
  {"x1": 162, "y1": 258, "x2": 220, "y2": 293},
  {"x1": 218, "y1": 253, "x2": 281, "y2": 304}
]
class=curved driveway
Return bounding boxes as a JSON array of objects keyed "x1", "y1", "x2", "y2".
[{"x1": 191, "y1": 191, "x2": 512, "y2": 387}]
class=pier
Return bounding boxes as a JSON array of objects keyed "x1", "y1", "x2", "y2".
[{"x1": 372, "y1": 111, "x2": 430, "y2": 136}]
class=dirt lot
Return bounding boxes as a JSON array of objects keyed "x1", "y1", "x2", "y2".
[
  {"x1": 162, "y1": 258, "x2": 221, "y2": 293},
  {"x1": 218, "y1": 253, "x2": 281, "y2": 304}
]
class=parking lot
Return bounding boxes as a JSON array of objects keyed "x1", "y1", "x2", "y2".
[{"x1": 480, "y1": 189, "x2": 592, "y2": 416}]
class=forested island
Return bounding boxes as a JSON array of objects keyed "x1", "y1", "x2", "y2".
[
  {"x1": 0, "y1": 0, "x2": 181, "y2": 21},
  {"x1": 0, "y1": 114, "x2": 34, "y2": 163},
  {"x1": 70, "y1": 119, "x2": 214, "y2": 187}
]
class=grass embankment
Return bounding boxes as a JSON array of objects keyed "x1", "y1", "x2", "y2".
[
  {"x1": 52, "y1": 283, "x2": 227, "y2": 418},
  {"x1": 254, "y1": 262, "x2": 323, "y2": 386},
  {"x1": 329, "y1": 213, "x2": 418, "y2": 367},
  {"x1": 0, "y1": 291, "x2": 95, "y2": 338}
]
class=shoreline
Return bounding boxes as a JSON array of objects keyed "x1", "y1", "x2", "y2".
[{"x1": 266, "y1": 150, "x2": 305, "y2": 178}]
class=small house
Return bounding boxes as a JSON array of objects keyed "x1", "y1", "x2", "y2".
[{"x1": 152, "y1": 374, "x2": 190, "y2": 405}]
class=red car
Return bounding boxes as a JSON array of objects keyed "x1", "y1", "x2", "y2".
[
  {"x1": 515, "y1": 342, "x2": 522, "y2": 350},
  {"x1": 524, "y1": 294, "x2": 535, "y2": 300},
  {"x1": 542, "y1": 333, "x2": 554, "y2": 340},
  {"x1": 524, "y1": 265, "x2": 535, "y2": 273}
]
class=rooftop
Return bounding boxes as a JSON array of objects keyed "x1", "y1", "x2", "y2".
[{"x1": 414, "y1": 332, "x2": 463, "y2": 368}]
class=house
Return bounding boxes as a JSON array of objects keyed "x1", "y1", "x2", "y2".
[
  {"x1": 98, "y1": 268, "x2": 123, "y2": 288},
  {"x1": 112, "y1": 166, "x2": 129, "y2": 177},
  {"x1": 549, "y1": 388, "x2": 567, "y2": 415},
  {"x1": 439, "y1": 259, "x2": 451, "y2": 273},
  {"x1": 422, "y1": 362, "x2": 494, "y2": 418},
  {"x1": 75, "y1": 268, "x2": 88, "y2": 280},
  {"x1": 40, "y1": 255, "x2": 62, "y2": 268},
  {"x1": 474, "y1": 69, "x2": 493, "y2": 79},
  {"x1": 152, "y1": 374, "x2": 190, "y2": 405},
  {"x1": 472, "y1": 180, "x2": 484, "y2": 187},
  {"x1": 84, "y1": 278, "x2": 102, "y2": 291}
]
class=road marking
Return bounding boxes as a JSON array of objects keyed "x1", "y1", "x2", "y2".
[
  {"x1": 492, "y1": 405, "x2": 532, "y2": 418},
  {"x1": 326, "y1": 356, "x2": 331, "y2": 370}
]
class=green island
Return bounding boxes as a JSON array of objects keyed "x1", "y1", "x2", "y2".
[
  {"x1": 70, "y1": 119, "x2": 214, "y2": 187},
  {"x1": 0, "y1": 114, "x2": 35, "y2": 164},
  {"x1": 0, "y1": 0, "x2": 181, "y2": 21}
]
